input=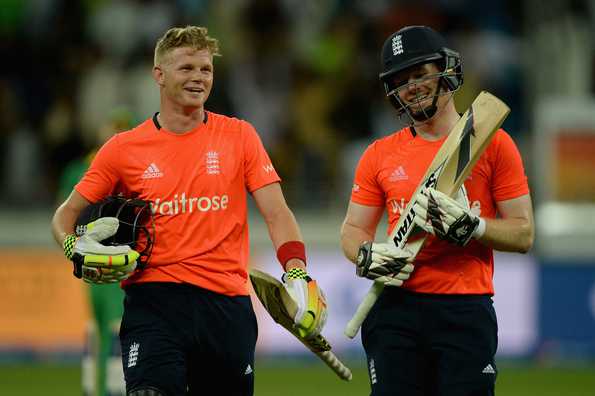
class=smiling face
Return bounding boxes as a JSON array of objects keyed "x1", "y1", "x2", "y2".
[
  {"x1": 153, "y1": 47, "x2": 213, "y2": 111},
  {"x1": 390, "y1": 62, "x2": 449, "y2": 119}
]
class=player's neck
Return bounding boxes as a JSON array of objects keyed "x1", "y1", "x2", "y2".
[
  {"x1": 413, "y1": 102, "x2": 460, "y2": 141},
  {"x1": 158, "y1": 104, "x2": 205, "y2": 133}
]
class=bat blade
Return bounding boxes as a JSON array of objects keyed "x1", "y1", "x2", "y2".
[
  {"x1": 345, "y1": 91, "x2": 510, "y2": 338},
  {"x1": 249, "y1": 269, "x2": 353, "y2": 381}
]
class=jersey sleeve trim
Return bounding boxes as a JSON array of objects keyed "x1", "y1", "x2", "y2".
[
  {"x1": 74, "y1": 133, "x2": 123, "y2": 203},
  {"x1": 351, "y1": 142, "x2": 385, "y2": 206},
  {"x1": 241, "y1": 120, "x2": 281, "y2": 192},
  {"x1": 248, "y1": 179, "x2": 281, "y2": 194},
  {"x1": 490, "y1": 130, "x2": 530, "y2": 202},
  {"x1": 350, "y1": 196, "x2": 385, "y2": 207}
]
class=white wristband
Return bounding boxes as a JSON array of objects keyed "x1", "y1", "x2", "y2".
[{"x1": 473, "y1": 217, "x2": 487, "y2": 239}]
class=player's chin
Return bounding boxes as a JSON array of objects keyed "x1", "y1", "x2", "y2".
[
  {"x1": 410, "y1": 110, "x2": 434, "y2": 122},
  {"x1": 408, "y1": 102, "x2": 431, "y2": 116},
  {"x1": 182, "y1": 95, "x2": 207, "y2": 108}
]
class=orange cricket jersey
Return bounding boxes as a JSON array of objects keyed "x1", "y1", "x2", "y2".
[
  {"x1": 351, "y1": 127, "x2": 529, "y2": 294},
  {"x1": 75, "y1": 112, "x2": 280, "y2": 296}
]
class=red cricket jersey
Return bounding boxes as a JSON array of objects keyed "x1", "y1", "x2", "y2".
[
  {"x1": 75, "y1": 112, "x2": 280, "y2": 296},
  {"x1": 351, "y1": 127, "x2": 530, "y2": 294}
]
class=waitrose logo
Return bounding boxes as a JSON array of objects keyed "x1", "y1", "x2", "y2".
[{"x1": 151, "y1": 193, "x2": 229, "y2": 215}]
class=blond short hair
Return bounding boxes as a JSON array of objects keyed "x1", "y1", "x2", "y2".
[{"x1": 154, "y1": 26, "x2": 220, "y2": 66}]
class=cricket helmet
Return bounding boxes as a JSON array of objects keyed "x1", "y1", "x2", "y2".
[
  {"x1": 75, "y1": 195, "x2": 155, "y2": 268},
  {"x1": 379, "y1": 26, "x2": 463, "y2": 124}
]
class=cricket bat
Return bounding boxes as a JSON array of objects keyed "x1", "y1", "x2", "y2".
[
  {"x1": 344, "y1": 91, "x2": 510, "y2": 338},
  {"x1": 249, "y1": 269, "x2": 353, "y2": 381}
]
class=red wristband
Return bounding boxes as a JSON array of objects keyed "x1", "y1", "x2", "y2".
[{"x1": 276, "y1": 241, "x2": 306, "y2": 270}]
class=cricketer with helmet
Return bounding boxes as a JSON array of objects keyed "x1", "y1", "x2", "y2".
[{"x1": 340, "y1": 26, "x2": 534, "y2": 395}]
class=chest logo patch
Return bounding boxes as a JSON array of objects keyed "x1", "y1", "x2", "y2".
[
  {"x1": 206, "y1": 151, "x2": 220, "y2": 175},
  {"x1": 141, "y1": 163, "x2": 163, "y2": 179}
]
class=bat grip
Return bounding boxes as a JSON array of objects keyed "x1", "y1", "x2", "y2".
[
  {"x1": 344, "y1": 281, "x2": 385, "y2": 338},
  {"x1": 316, "y1": 350, "x2": 353, "y2": 381}
]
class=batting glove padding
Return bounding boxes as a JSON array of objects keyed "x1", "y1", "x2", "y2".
[
  {"x1": 356, "y1": 242, "x2": 415, "y2": 286},
  {"x1": 63, "y1": 217, "x2": 140, "y2": 284},
  {"x1": 283, "y1": 268, "x2": 328, "y2": 339},
  {"x1": 413, "y1": 187, "x2": 486, "y2": 246}
]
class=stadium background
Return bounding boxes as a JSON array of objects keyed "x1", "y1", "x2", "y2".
[{"x1": 1, "y1": 0, "x2": 594, "y2": 395}]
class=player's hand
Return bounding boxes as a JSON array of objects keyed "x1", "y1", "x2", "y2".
[
  {"x1": 413, "y1": 187, "x2": 486, "y2": 246},
  {"x1": 282, "y1": 268, "x2": 328, "y2": 339},
  {"x1": 355, "y1": 242, "x2": 415, "y2": 287},
  {"x1": 63, "y1": 217, "x2": 139, "y2": 284}
]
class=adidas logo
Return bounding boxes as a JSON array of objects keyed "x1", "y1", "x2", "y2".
[
  {"x1": 389, "y1": 166, "x2": 408, "y2": 181},
  {"x1": 142, "y1": 163, "x2": 163, "y2": 179},
  {"x1": 244, "y1": 364, "x2": 253, "y2": 375},
  {"x1": 482, "y1": 364, "x2": 496, "y2": 374}
]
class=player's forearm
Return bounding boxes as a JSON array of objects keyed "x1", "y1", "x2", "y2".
[
  {"x1": 340, "y1": 221, "x2": 374, "y2": 264},
  {"x1": 51, "y1": 202, "x2": 77, "y2": 246},
  {"x1": 252, "y1": 183, "x2": 307, "y2": 270},
  {"x1": 52, "y1": 190, "x2": 92, "y2": 247},
  {"x1": 264, "y1": 206, "x2": 303, "y2": 248},
  {"x1": 263, "y1": 206, "x2": 306, "y2": 270},
  {"x1": 477, "y1": 217, "x2": 534, "y2": 253}
]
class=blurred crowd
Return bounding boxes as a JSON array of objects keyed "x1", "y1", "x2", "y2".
[{"x1": 0, "y1": 0, "x2": 537, "y2": 209}]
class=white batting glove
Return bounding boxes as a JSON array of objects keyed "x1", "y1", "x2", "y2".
[
  {"x1": 413, "y1": 186, "x2": 486, "y2": 246},
  {"x1": 355, "y1": 242, "x2": 415, "y2": 287},
  {"x1": 63, "y1": 217, "x2": 139, "y2": 284},
  {"x1": 282, "y1": 268, "x2": 328, "y2": 339}
]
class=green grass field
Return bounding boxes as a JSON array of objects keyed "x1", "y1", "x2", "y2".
[{"x1": 1, "y1": 361, "x2": 594, "y2": 395}]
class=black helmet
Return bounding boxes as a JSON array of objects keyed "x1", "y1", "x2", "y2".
[
  {"x1": 75, "y1": 195, "x2": 155, "y2": 268},
  {"x1": 379, "y1": 26, "x2": 463, "y2": 124}
]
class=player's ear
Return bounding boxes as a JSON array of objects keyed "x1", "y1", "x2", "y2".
[{"x1": 153, "y1": 66, "x2": 165, "y2": 87}]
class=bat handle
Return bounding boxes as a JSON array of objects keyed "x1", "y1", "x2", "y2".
[
  {"x1": 316, "y1": 350, "x2": 353, "y2": 381},
  {"x1": 344, "y1": 281, "x2": 385, "y2": 338}
]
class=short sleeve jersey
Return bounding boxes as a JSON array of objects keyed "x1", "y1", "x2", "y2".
[
  {"x1": 351, "y1": 127, "x2": 529, "y2": 294},
  {"x1": 75, "y1": 112, "x2": 280, "y2": 296}
]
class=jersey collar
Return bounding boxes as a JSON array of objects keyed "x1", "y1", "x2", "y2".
[{"x1": 152, "y1": 112, "x2": 208, "y2": 130}]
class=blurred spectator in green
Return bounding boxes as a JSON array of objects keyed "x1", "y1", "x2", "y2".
[{"x1": 58, "y1": 107, "x2": 135, "y2": 396}]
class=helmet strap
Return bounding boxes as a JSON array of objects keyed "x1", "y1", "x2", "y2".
[{"x1": 398, "y1": 79, "x2": 442, "y2": 126}]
